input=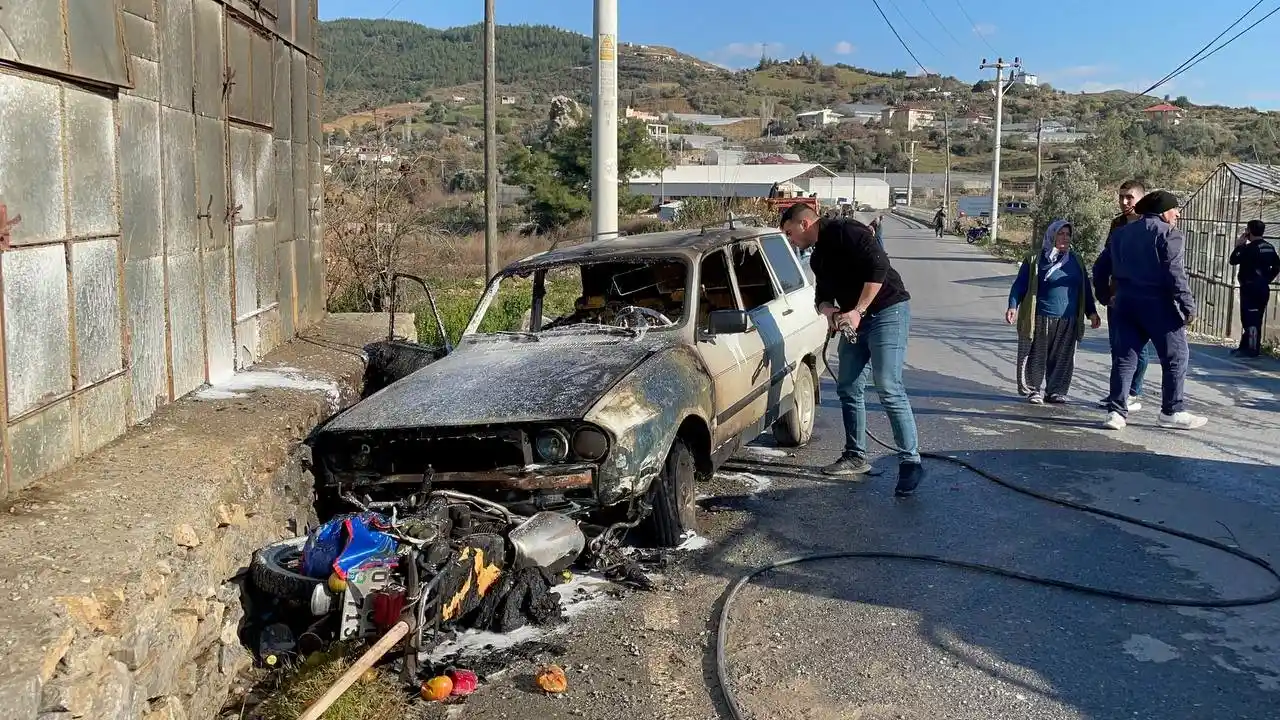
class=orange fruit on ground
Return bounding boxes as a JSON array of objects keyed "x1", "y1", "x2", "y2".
[
  {"x1": 535, "y1": 664, "x2": 568, "y2": 694},
  {"x1": 421, "y1": 675, "x2": 454, "y2": 701}
]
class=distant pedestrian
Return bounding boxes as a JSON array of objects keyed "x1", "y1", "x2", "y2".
[
  {"x1": 873, "y1": 215, "x2": 885, "y2": 247},
  {"x1": 1092, "y1": 190, "x2": 1208, "y2": 430},
  {"x1": 1230, "y1": 219, "x2": 1280, "y2": 358},
  {"x1": 933, "y1": 206, "x2": 946, "y2": 238},
  {"x1": 779, "y1": 204, "x2": 924, "y2": 497},
  {"x1": 1093, "y1": 179, "x2": 1152, "y2": 412},
  {"x1": 1005, "y1": 219, "x2": 1100, "y2": 403}
]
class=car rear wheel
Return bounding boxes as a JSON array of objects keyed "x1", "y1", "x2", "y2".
[
  {"x1": 645, "y1": 438, "x2": 698, "y2": 547},
  {"x1": 773, "y1": 364, "x2": 816, "y2": 447}
]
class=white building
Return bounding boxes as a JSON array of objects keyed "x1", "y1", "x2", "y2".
[
  {"x1": 802, "y1": 177, "x2": 892, "y2": 209},
  {"x1": 628, "y1": 164, "x2": 837, "y2": 200},
  {"x1": 796, "y1": 109, "x2": 843, "y2": 128}
]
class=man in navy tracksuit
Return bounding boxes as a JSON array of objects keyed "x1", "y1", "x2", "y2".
[
  {"x1": 1092, "y1": 190, "x2": 1207, "y2": 431},
  {"x1": 1229, "y1": 220, "x2": 1280, "y2": 358}
]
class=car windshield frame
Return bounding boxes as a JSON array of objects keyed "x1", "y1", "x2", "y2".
[{"x1": 461, "y1": 255, "x2": 695, "y2": 340}]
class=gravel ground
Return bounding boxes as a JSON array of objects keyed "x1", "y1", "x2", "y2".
[{"x1": 392, "y1": 219, "x2": 1280, "y2": 720}]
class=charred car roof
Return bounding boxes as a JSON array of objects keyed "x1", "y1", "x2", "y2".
[{"x1": 503, "y1": 225, "x2": 779, "y2": 273}]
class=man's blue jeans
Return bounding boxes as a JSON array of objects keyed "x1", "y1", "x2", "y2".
[
  {"x1": 835, "y1": 301, "x2": 921, "y2": 464},
  {"x1": 1107, "y1": 307, "x2": 1150, "y2": 397}
]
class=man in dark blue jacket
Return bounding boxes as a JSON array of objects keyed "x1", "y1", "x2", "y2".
[
  {"x1": 1091, "y1": 190, "x2": 1207, "y2": 431},
  {"x1": 1229, "y1": 220, "x2": 1280, "y2": 358}
]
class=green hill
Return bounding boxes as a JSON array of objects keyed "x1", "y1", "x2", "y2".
[
  {"x1": 321, "y1": 20, "x2": 595, "y2": 116},
  {"x1": 319, "y1": 19, "x2": 1280, "y2": 189}
]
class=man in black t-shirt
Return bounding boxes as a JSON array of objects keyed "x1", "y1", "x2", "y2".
[{"x1": 780, "y1": 204, "x2": 923, "y2": 497}]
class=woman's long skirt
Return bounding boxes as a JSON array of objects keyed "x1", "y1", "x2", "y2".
[{"x1": 1016, "y1": 315, "x2": 1079, "y2": 397}]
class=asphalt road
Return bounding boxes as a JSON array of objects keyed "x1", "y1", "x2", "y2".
[{"x1": 429, "y1": 217, "x2": 1280, "y2": 720}]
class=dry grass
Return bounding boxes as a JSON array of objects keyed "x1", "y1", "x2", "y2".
[{"x1": 255, "y1": 646, "x2": 413, "y2": 720}]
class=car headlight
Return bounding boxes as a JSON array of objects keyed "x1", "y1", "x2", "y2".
[
  {"x1": 534, "y1": 428, "x2": 570, "y2": 462},
  {"x1": 572, "y1": 427, "x2": 609, "y2": 461}
]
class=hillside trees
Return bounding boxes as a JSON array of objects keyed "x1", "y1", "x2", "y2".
[
  {"x1": 503, "y1": 118, "x2": 666, "y2": 232},
  {"x1": 1031, "y1": 161, "x2": 1113, "y2": 261}
]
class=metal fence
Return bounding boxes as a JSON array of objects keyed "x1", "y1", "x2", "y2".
[
  {"x1": 1180, "y1": 162, "x2": 1280, "y2": 343},
  {"x1": 0, "y1": 0, "x2": 325, "y2": 497}
]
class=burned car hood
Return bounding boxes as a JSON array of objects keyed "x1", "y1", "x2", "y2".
[{"x1": 321, "y1": 338, "x2": 660, "y2": 432}]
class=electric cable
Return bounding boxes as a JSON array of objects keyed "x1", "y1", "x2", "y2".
[
  {"x1": 1141, "y1": 0, "x2": 1269, "y2": 98},
  {"x1": 919, "y1": 0, "x2": 967, "y2": 50},
  {"x1": 712, "y1": 295, "x2": 1280, "y2": 720},
  {"x1": 886, "y1": 1, "x2": 948, "y2": 63},
  {"x1": 870, "y1": 0, "x2": 932, "y2": 75},
  {"x1": 951, "y1": 0, "x2": 997, "y2": 55},
  {"x1": 1148, "y1": 3, "x2": 1280, "y2": 94}
]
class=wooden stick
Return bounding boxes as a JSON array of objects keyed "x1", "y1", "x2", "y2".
[{"x1": 298, "y1": 621, "x2": 411, "y2": 720}]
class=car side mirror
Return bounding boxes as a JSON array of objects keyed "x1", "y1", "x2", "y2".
[{"x1": 707, "y1": 309, "x2": 751, "y2": 335}]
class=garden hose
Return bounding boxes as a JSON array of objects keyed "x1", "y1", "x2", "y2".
[{"x1": 711, "y1": 335, "x2": 1280, "y2": 720}]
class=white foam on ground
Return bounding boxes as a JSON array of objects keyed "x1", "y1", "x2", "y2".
[
  {"x1": 194, "y1": 366, "x2": 341, "y2": 407},
  {"x1": 741, "y1": 445, "x2": 792, "y2": 459},
  {"x1": 716, "y1": 471, "x2": 773, "y2": 494},
  {"x1": 676, "y1": 531, "x2": 711, "y2": 551},
  {"x1": 422, "y1": 573, "x2": 618, "y2": 662}
]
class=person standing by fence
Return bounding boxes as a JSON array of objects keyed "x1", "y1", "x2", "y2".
[{"x1": 1230, "y1": 220, "x2": 1280, "y2": 358}]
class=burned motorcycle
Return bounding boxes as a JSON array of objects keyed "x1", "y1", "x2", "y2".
[{"x1": 247, "y1": 489, "x2": 586, "y2": 673}]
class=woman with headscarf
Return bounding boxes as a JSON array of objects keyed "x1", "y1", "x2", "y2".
[{"x1": 1005, "y1": 219, "x2": 1102, "y2": 403}]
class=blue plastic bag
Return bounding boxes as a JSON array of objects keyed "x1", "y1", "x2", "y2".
[{"x1": 301, "y1": 512, "x2": 399, "y2": 580}]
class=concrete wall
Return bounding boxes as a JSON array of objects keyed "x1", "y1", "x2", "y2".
[{"x1": 0, "y1": 0, "x2": 325, "y2": 499}]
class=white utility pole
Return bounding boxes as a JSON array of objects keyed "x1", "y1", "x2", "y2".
[
  {"x1": 942, "y1": 107, "x2": 952, "y2": 216},
  {"x1": 483, "y1": 0, "x2": 498, "y2": 280},
  {"x1": 980, "y1": 56, "x2": 1020, "y2": 244},
  {"x1": 907, "y1": 140, "x2": 918, "y2": 206},
  {"x1": 592, "y1": 0, "x2": 619, "y2": 240}
]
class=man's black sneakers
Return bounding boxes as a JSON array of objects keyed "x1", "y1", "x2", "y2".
[
  {"x1": 822, "y1": 456, "x2": 873, "y2": 476},
  {"x1": 895, "y1": 462, "x2": 923, "y2": 496}
]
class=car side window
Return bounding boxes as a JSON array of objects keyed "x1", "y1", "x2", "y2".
[
  {"x1": 759, "y1": 234, "x2": 806, "y2": 294},
  {"x1": 731, "y1": 241, "x2": 779, "y2": 311},
  {"x1": 697, "y1": 249, "x2": 739, "y2": 332}
]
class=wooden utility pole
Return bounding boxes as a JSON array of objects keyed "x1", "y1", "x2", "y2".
[
  {"x1": 483, "y1": 0, "x2": 498, "y2": 281},
  {"x1": 1035, "y1": 116, "x2": 1044, "y2": 195}
]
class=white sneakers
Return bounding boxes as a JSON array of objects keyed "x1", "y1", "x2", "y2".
[
  {"x1": 1103, "y1": 412, "x2": 1126, "y2": 430},
  {"x1": 1097, "y1": 397, "x2": 1142, "y2": 412},
  {"x1": 1102, "y1": 409, "x2": 1207, "y2": 430},
  {"x1": 1158, "y1": 411, "x2": 1209, "y2": 430}
]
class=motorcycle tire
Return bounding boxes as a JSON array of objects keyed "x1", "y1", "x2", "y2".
[{"x1": 251, "y1": 536, "x2": 326, "y2": 599}]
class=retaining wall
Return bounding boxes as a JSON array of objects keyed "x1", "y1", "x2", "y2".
[{"x1": 0, "y1": 0, "x2": 325, "y2": 499}]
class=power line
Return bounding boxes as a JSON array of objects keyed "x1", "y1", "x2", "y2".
[
  {"x1": 920, "y1": 0, "x2": 966, "y2": 49},
  {"x1": 952, "y1": 0, "x2": 996, "y2": 54},
  {"x1": 870, "y1": 0, "x2": 931, "y2": 74},
  {"x1": 887, "y1": 1, "x2": 947, "y2": 61},
  {"x1": 1136, "y1": 0, "x2": 1275, "y2": 97}
]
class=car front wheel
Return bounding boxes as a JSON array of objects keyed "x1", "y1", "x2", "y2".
[
  {"x1": 773, "y1": 364, "x2": 816, "y2": 447},
  {"x1": 645, "y1": 438, "x2": 698, "y2": 547}
]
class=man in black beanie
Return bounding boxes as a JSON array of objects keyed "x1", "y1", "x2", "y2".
[{"x1": 1092, "y1": 190, "x2": 1207, "y2": 431}]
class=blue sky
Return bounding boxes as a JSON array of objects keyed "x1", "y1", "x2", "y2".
[{"x1": 319, "y1": 0, "x2": 1280, "y2": 109}]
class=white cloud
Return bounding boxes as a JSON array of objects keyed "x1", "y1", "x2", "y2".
[
  {"x1": 704, "y1": 41, "x2": 785, "y2": 68},
  {"x1": 833, "y1": 40, "x2": 854, "y2": 55},
  {"x1": 972, "y1": 22, "x2": 997, "y2": 37}
]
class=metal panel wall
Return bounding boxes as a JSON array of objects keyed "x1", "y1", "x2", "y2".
[{"x1": 0, "y1": 0, "x2": 324, "y2": 496}]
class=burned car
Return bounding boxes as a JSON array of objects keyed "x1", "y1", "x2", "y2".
[{"x1": 308, "y1": 225, "x2": 828, "y2": 546}]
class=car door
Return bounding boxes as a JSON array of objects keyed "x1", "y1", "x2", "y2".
[
  {"x1": 757, "y1": 233, "x2": 825, "y2": 400},
  {"x1": 724, "y1": 239, "x2": 790, "y2": 434},
  {"x1": 693, "y1": 247, "x2": 767, "y2": 449}
]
